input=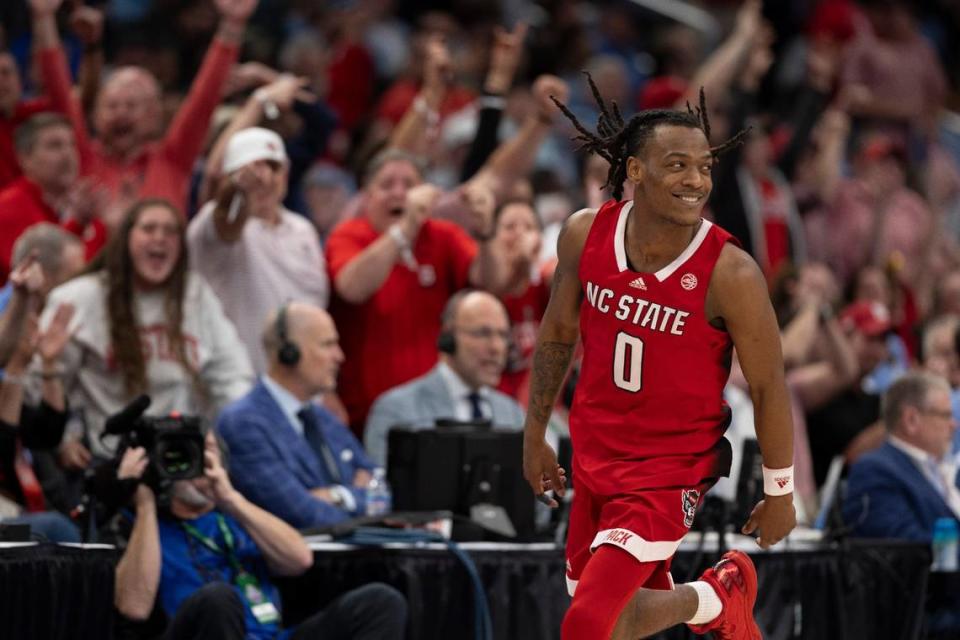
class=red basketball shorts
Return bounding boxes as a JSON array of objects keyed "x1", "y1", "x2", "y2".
[{"x1": 564, "y1": 480, "x2": 709, "y2": 596}]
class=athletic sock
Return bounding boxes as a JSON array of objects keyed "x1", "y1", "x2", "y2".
[{"x1": 686, "y1": 581, "x2": 723, "y2": 625}]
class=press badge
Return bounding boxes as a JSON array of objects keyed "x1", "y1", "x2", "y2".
[{"x1": 238, "y1": 573, "x2": 279, "y2": 624}]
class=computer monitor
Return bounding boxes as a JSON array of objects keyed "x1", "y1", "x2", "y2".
[{"x1": 386, "y1": 426, "x2": 535, "y2": 540}]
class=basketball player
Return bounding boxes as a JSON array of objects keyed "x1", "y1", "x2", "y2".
[{"x1": 522, "y1": 82, "x2": 797, "y2": 640}]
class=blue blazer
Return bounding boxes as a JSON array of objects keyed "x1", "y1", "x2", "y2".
[
  {"x1": 217, "y1": 380, "x2": 375, "y2": 529},
  {"x1": 842, "y1": 441, "x2": 960, "y2": 542}
]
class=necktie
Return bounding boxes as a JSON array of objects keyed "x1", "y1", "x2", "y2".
[
  {"x1": 467, "y1": 392, "x2": 484, "y2": 421},
  {"x1": 297, "y1": 406, "x2": 342, "y2": 484}
]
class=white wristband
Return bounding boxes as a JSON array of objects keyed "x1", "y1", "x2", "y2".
[
  {"x1": 387, "y1": 224, "x2": 409, "y2": 251},
  {"x1": 253, "y1": 88, "x2": 280, "y2": 120},
  {"x1": 762, "y1": 465, "x2": 794, "y2": 496}
]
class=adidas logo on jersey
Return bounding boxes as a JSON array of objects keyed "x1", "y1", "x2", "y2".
[{"x1": 628, "y1": 276, "x2": 647, "y2": 290}]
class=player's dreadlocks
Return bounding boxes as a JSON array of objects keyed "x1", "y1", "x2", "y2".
[{"x1": 552, "y1": 73, "x2": 751, "y2": 200}]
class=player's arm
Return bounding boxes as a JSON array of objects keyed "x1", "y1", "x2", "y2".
[
  {"x1": 707, "y1": 243, "x2": 797, "y2": 548},
  {"x1": 521, "y1": 208, "x2": 594, "y2": 506}
]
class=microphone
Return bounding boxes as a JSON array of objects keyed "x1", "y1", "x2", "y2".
[{"x1": 104, "y1": 395, "x2": 152, "y2": 436}]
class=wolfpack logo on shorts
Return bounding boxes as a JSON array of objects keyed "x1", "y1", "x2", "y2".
[
  {"x1": 681, "y1": 489, "x2": 700, "y2": 528},
  {"x1": 571, "y1": 199, "x2": 739, "y2": 495}
]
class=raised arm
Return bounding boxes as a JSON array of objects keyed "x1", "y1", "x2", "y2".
[
  {"x1": 114, "y1": 451, "x2": 161, "y2": 622},
  {"x1": 30, "y1": 0, "x2": 93, "y2": 159},
  {"x1": 678, "y1": 0, "x2": 762, "y2": 108},
  {"x1": 202, "y1": 433, "x2": 313, "y2": 577},
  {"x1": 387, "y1": 35, "x2": 448, "y2": 156},
  {"x1": 0, "y1": 258, "x2": 44, "y2": 367},
  {"x1": 521, "y1": 209, "x2": 593, "y2": 505},
  {"x1": 70, "y1": 4, "x2": 105, "y2": 118},
  {"x1": 161, "y1": 0, "x2": 256, "y2": 171},
  {"x1": 200, "y1": 72, "x2": 313, "y2": 201},
  {"x1": 460, "y1": 22, "x2": 527, "y2": 181},
  {"x1": 468, "y1": 74, "x2": 568, "y2": 204},
  {"x1": 708, "y1": 243, "x2": 796, "y2": 547}
]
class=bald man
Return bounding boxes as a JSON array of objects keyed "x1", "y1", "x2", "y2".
[
  {"x1": 216, "y1": 302, "x2": 376, "y2": 530},
  {"x1": 30, "y1": 0, "x2": 257, "y2": 219},
  {"x1": 365, "y1": 289, "x2": 525, "y2": 466}
]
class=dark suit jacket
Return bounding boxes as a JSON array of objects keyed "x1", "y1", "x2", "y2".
[
  {"x1": 842, "y1": 440, "x2": 959, "y2": 542},
  {"x1": 217, "y1": 380, "x2": 375, "y2": 529}
]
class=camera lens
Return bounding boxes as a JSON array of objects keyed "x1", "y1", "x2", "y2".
[{"x1": 154, "y1": 436, "x2": 203, "y2": 480}]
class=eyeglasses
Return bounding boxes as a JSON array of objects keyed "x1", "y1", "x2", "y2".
[
  {"x1": 455, "y1": 326, "x2": 511, "y2": 342},
  {"x1": 920, "y1": 408, "x2": 955, "y2": 421}
]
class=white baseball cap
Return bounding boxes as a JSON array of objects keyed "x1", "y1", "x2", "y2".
[{"x1": 222, "y1": 127, "x2": 288, "y2": 174}]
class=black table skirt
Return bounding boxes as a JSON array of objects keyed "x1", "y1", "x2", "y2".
[
  {"x1": 0, "y1": 544, "x2": 118, "y2": 640},
  {"x1": 279, "y1": 540, "x2": 931, "y2": 640},
  {"x1": 0, "y1": 540, "x2": 932, "y2": 640}
]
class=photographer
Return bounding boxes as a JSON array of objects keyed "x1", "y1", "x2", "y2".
[{"x1": 115, "y1": 431, "x2": 406, "y2": 639}]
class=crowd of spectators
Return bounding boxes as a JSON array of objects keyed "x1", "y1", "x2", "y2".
[{"x1": 2, "y1": 0, "x2": 960, "y2": 635}]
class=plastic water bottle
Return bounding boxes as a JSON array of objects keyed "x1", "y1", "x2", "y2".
[
  {"x1": 931, "y1": 517, "x2": 959, "y2": 571},
  {"x1": 366, "y1": 468, "x2": 393, "y2": 517}
]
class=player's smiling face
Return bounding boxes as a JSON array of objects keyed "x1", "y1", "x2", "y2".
[{"x1": 629, "y1": 125, "x2": 713, "y2": 227}]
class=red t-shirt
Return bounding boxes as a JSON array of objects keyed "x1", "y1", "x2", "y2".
[
  {"x1": 39, "y1": 40, "x2": 238, "y2": 214},
  {"x1": 497, "y1": 274, "x2": 551, "y2": 404},
  {"x1": 326, "y1": 217, "x2": 477, "y2": 433},
  {"x1": 0, "y1": 177, "x2": 107, "y2": 282},
  {"x1": 572, "y1": 199, "x2": 737, "y2": 495}
]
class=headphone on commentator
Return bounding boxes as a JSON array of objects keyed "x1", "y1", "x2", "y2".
[
  {"x1": 275, "y1": 303, "x2": 301, "y2": 366},
  {"x1": 436, "y1": 291, "x2": 471, "y2": 356},
  {"x1": 437, "y1": 290, "x2": 513, "y2": 356}
]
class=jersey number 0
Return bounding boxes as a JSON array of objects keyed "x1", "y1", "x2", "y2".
[{"x1": 613, "y1": 331, "x2": 644, "y2": 392}]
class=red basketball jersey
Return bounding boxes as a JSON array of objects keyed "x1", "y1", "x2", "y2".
[{"x1": 571, "y1": 199, "x2": 737, "y2": 496}]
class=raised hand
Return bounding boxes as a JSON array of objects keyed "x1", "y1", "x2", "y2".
[
  {"x1": 421, "y1": 35, "x2": 452, "y2": 106},
  {"x1": 117, "y1": 446, "x2": 149, "y2": 481},
  {"x1": 255, "y1": 73, "x2": 315, "y2": 111},
  {"x1": 65, "y1": 178, "x2": 107, "y2": 227},
  {"x1": 486, "y1": 22, "x2": 528, "y2": 95},
  {"x1": 733, "y1": 0, "x2": 763, "y2": 41},
  {"x1": 9, "y1": 254, "x2": 45, "y2": 297},
  {"x1": 460, "y1": 181, "x2": 496, "y2": 240},
  {"x1": 215, "y1": 0, "x2": 257, "y2": 24},
  {"x1": 398, "y1": 183, "x2": 440, "y2": 242},
  {"x1": 532, "y1": 74, "x2": 569, "y2": 124},
  {"x1": 231, "y1": 161, "x2": 273, "y2": 194},
  {"x1": 36, "y1": 302, "x2": 75, "y2": 364},
  {"x1": 70, "y1": 5, "x2": 104, "y2": 46},
  {"x1": 203, "y1": 431, "x2": 239, "y2": 507},
  {"x1": 225, "y1": 61, "x2": 280, "y2": 96}
]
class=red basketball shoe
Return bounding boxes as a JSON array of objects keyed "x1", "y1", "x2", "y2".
[{"x1": 687, "y1": 550, "x2": 761, "y2": 639}]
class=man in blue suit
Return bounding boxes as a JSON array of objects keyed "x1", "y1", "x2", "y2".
[
  {"x1": 218, "y1": 302, "x2": 375, "y2": 529},
  {"x1": 843, "y1": 371, "x2": 960, "y2": 541},
  {"x1": 843, "y1": 371, "x2": 960, "y2": 635}
]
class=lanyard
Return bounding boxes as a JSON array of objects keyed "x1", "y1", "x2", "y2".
[
  {"x1": 181, "y1": 514, "x2": 245, "y2": 577},
  {"x1": 181, "y1": 514, "x2": 281, "y2": 625}
]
